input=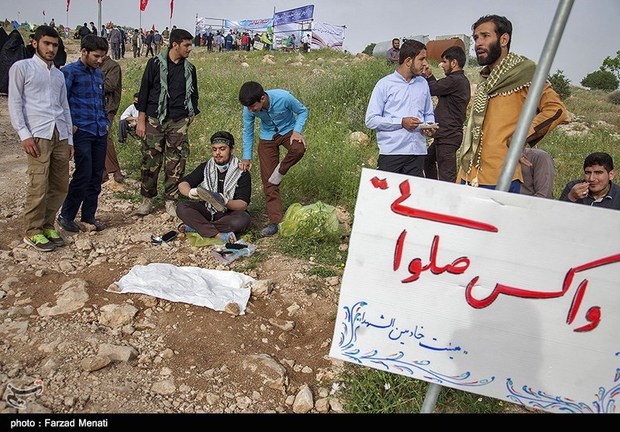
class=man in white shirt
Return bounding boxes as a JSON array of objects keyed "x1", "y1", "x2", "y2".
[
  {"x1": 302, "y1": 33, "x2": 311, "y2": 53},
  {"x1": 118, "y1": 92, "x2": 139, "y2": 143},
  {"x1": 8, "y1": 25, "x2": 74, "y2": 252},
  {"x1": 365, "y1": 40, "x2": 436, "y2": 176}
]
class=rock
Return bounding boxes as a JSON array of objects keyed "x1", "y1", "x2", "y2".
[
  {"x1": 18, "y1": 401, "x2": 52, "y2": 413},
  {"x1": 0, "y1": 290, "x2": 6, "y2": 300},
  {"x1": 2, "y1": 277, "x2": 19, "y2": 290},
  {"x1": 37, "y1": 337, "x2": 62, "y2": 353},
  {"x1": 97, "y1": 343, "x2": 138, "y2": 362},
  {"x1": 268, "y1": 318, "x2": 295, "y2": 331},
  {"x1": 315, "y1": 397, "x2": 330, "y2": 412},
  {"x1": 12, "y1": 247, "x2": 40, "y2": 262},
  {"x1": 74, "y1": 237, "x2": 94, "y2": 251},
  {"x1": 58, "y1": 260, "x2": 75, "y2": 272},
  {"x1": 138, "y1": 295, "x2": 158, "y2": 308},
  {"x1": 206, "y1": 393, "x2": 220, "y2": 405},
  {"x1": 349, "y1": 131, "x2": 370, "y2": 146},
  {"x1": 151, "y1": 379, "x2": 176, "y2": 395},
  {"x1": 160, "y1": 348, "x2": 174, "y2": 359},
  {"x1": 329, "y1": 397, "x2": 344, "y2": 413},
  {"x1": 98, "y1": 303, "x2": 138, "y2": 328},
  {"x1": 285, "y1": 395, "x2": 295, "y2": 406},
  {"x1": 36, "y1": 279, "x2": 89, "y2": 316},
  {"x1": 241, "y1": 62, "x2": 249, "y2": 67},
  {"x1": 241, "y1": 354, "x2": 288, "y2": 392},
  {"x1": 301, "y1": 366, "x2": 313, "y2": 374},
  {"x1": 325, "y1": 276, "x2": 340, "y2": 287},
  {"x1": 80, "y1": 356, "x2": 111, "y2": 372},
  {"x1": 250, "y1": 279, "x2": 273, "y2": 298},
  {"x1": 292, "y1": 384, "x2": 314, "y2": 413},
  {"x1": 34, "y1": 269, "x2": 45, "y2": 277},
  {"x1": 224, "y1": 302, "x2": 241, "y2": 316},
  {"x1": 286, "y1": 303, "x2": 301, "y2": 317}
]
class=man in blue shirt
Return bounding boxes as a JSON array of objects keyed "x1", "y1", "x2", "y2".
[
  {"x1": 57, "y1": 34, "x2": 109, "y2": 233},
  {"x1": 365, "y1": 40, "x2": 436, "y2": 177},
  {"x1": 560, "y1": 152, "x2": 620, "y2": 210},
  {"x1": 239, "y1": 81, "x2": 308, "y2": 236}
]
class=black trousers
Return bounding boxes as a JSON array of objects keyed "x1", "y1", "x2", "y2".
[{"x1": 377, "y1": 154, "x2": 425, "y2": 177}]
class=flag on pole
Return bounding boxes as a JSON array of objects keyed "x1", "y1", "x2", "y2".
[
  {"x1": 140, "y1": 0, "x2": 148, "y2": 12},
  {"x1": 66, "y1": 0, "x2": 71, "y2": 13},
  {"x1": 170, "y1": 0, "x2": 174, "y2": 20}
]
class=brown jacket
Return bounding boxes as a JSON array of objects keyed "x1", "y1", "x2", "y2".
[
  {"x1": 101, "y1": 56, "x2": 122, "y2": 115},
  {"x1": 458, "y1": 82, "x2": 566, "y2": 185}
]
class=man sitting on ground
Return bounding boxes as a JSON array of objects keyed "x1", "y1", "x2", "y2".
[
  {"x1": 118, "y1": 93, "x2": 139, "y2": 143},
  {"x1": 560, "y1": 152, "x2": 619, "y2": 210},
  {"x1": 176, "y1": 131, "x2": 252, "y2": 242}
]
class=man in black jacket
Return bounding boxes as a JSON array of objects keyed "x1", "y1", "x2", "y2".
[
  {"x1": 423, "y1": 46, "x2": 471, "y2": 183},
  {"x1": 134, "y1": 28, "x2": 200, "y2": 218}
]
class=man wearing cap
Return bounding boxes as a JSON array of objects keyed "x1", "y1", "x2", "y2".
[{"x1": 176, "y1": 131, "x2": 251, "y2": 243}]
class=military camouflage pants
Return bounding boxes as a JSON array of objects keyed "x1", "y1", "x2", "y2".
[{"x1": 140, "y1": 116, "x2": 190, "y2": 200}]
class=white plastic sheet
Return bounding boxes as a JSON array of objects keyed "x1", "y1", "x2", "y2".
[{"x1": 112, "y1": 263, "x2": 254, "y2": 314}]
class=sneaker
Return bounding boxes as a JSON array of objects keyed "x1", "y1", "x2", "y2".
[
  {"x1": 57, "y1": 215, "x2": 80, "y2": 232},
  {"x1": 197, "y1": 187, "x2": 227, "y2": 212},
  {"x1": 43, "y1": 228, "x2": 65, "y2": 247},
  {"x1": 133, "y1": 197, "x2": 153, "y2": 216},
  {"x1": 165, "y1": 200, "x2": 177, "y2": 218},
  {"x1": 260, "y1": 223, "x2": 279, "y2": 237},
  {"x1": 81, "y1": 218, "x2": 105, "y2": 231},
  {"x1": 24, "y1": 234, "x2": 56, "y2": 252}
]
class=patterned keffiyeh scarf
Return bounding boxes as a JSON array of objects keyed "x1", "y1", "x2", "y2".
[
  {"x1": 156, "y1": 49, "x2": 196, "y2": 124},
  {"x1": 459, "y1": 53, "x2": 537, "y2": 184},
  {"x1": 201, "y1": 155, "x2": 242, "y2": 213}
]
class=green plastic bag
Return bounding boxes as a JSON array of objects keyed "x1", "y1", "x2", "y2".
[{"x1": 278, "y1": 201, "x2": 341, "y2": 239}]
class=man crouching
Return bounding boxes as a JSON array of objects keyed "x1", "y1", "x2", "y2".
[{"x1": 176, "y1": 131, "x2": 251, "y2": 242}]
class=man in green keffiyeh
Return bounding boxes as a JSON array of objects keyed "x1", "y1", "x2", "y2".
[
  {"x1": 134, "y1": 28, "x2": 200, "y2": 217},
  {"x1": 457, "y1": 15, "x2": 567, "y2": 191}
]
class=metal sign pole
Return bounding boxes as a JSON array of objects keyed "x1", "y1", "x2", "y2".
[{"x1": 418, "y1": 0, "x2": 574, "y2": 413}]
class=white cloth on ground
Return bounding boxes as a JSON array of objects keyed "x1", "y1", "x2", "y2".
[{"x1": 112, "y1": 263, "x2": 254, "y2": 314}]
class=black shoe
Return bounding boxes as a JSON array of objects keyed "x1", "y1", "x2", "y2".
[
  {"x1": 81, "y1": 218, "x2": 106, "y2": 231},
  {"x1": 57, "y1": 215, "x2": 80, "y2": 232}
]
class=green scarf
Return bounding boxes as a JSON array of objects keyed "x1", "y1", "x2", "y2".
[
  {"x1": 459, "y1": 53, "x2": 537, "y2": 181},
  {"x1": 156, "y1": 48, "x2": 196, "y2": 124}
]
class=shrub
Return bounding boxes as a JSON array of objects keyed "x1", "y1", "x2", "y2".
[
  {"x1": 580, "y1": 70, "x2": 619, "y2": 92},
  {"x1": 362, "y1": 43, "x2": 376, "y2": 56},
  {"x1": 548, "y1": 70, "x2": 571, "y2": 100},
  {"x1": 608, "y1": 90, "x2": 620, "y2": 105}
]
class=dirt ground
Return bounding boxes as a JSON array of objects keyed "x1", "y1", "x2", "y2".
[{"x1": 0, "y1": 93, "x2": 347, "y2": 414}]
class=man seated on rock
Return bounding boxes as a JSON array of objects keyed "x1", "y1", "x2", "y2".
[
  {"x1": 176, "y1": 131, "x2": 252, "y2": 242},
  {"x1": 117, "y1": 93, "x2": 139, "y2": 143}
]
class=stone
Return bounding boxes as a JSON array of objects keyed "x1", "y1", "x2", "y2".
[
  {"x1": 286, "y1": 303, "x2": 300, "y2": 317},
  {"x1": 1, "y1": 277, "x2": 19, "y2": 290},
  {"x1": 250, "y1": 279, "x2": 273, "y2": 298},
  {"x1": 292, "y1": 384, "x2": 314, "y2": 413},
  {"x1": 329, "y1": 397, "x2": 344, "y2": 413},
  {"x1": 224, "y1": 302, "x2": 241, "y2": 316},
  {"x1": 315, "y1": 397, "x2": 330, "y2": 413},
  {"x1": 97, "y1": 343, "x2": 138, "y2": 362},
  {"x1": 349, "y1": 131, "x2": 370, "y2": 146},
  {"x1": 268, "y1": 318, "x2": 295, "y2": 331},
  {"x1": 36, "y1": 279, "x2": 89, "y2": 316},
  {"x1": 241, "y1": 354, "x2": 288, "y2": 392},
  {"x1": 98, "y1": 304, "x2": 138, "y2": 328},
  {"x1": 80, "y1": 356, "x2": 112, "y2": 372},
  {"x1": 151, "y1": 379, "x2": 176, "y2": 395}
]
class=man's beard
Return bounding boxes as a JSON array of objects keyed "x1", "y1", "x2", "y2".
[
  {"x1": 36, "y1": 45, "x2": 55, "y2": 61},
  {"x1": 477, "y1": 39, "x2": 502, "y2": 66}
]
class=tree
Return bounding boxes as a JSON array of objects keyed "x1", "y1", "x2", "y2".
[
  {"x1": 362, "y1": 43, "x2": 376, "y2": 56},
  {"x1": 581, "y1": 70, "x2": 619, "y2": 92},
  {"x1": 548, "y1": 70, "x2": 571, "y2": 100},
  {"x1": 601, "y1": 50, "x2": 620, "y2": 80}
]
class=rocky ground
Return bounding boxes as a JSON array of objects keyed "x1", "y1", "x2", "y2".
[{"x1": 0, "y1": 96, "x2": 348, "y2": 414}]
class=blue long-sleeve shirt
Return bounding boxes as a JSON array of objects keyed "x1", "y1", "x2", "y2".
[
  {"x1": 242, "y1": 89, "x2": 308, "y2": 160},
  {"x1": 62, "y1": 59, "x2": 109, "y2": 137},
  {"x1": 365, "y1": 71, "x2": 434, "y2": 155}
]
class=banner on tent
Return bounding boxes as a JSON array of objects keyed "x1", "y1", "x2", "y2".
[
  {"x1": 311, "y1": 22, "x2": 345, "y2": 51},
  {"x1": 273, "y1": 4, "x2": 314, "y2": 26},
  {"x1": 329, "y1": 168, "x2": 620, "y2": 414}
]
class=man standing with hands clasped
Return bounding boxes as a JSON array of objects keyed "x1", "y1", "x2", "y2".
[
  {"x1": 8, "y1": 25, "x2": 74, "y2": 251},
  {"x1": 238, "y1": 81, "x2": 307, "y2": 237}
]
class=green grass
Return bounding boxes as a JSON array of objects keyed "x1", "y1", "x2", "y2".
[
  {"x1": 108, "y1": 48, "x2": 618, "y2": 414},
  {"x1": 338, "y1": 365, "x2": 510, "y2": 414}
]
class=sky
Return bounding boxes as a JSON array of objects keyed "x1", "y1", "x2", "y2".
[{"x1": 3, "y1": 0, "x2": 619, "y2": 84}]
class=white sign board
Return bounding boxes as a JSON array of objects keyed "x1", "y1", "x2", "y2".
[{"x1": 329, "y1": 169, "x2": 620, "y2": 413}]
